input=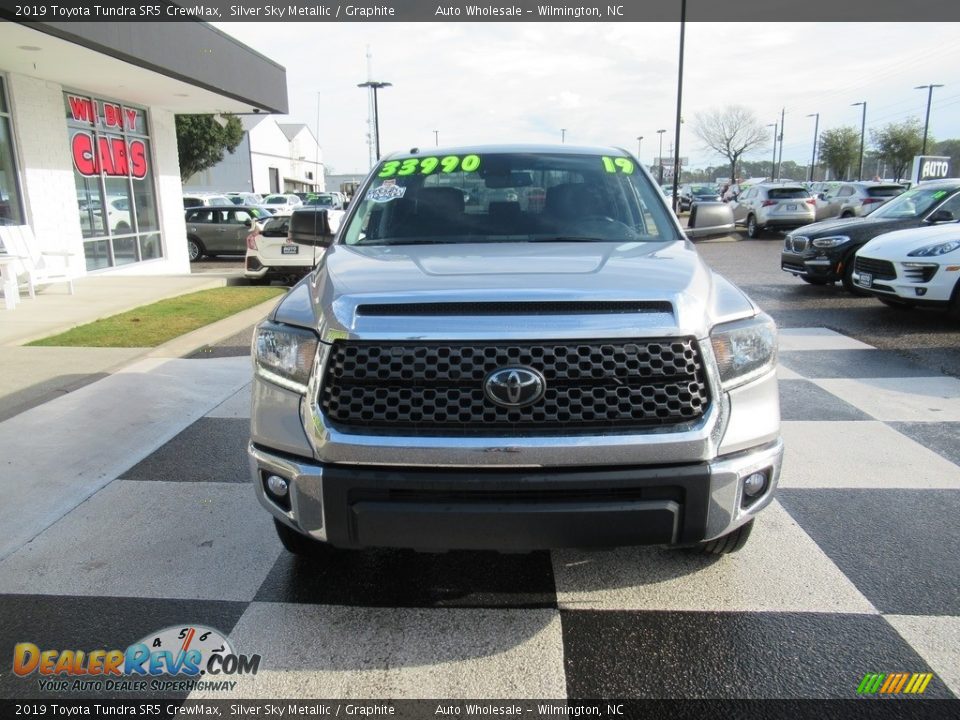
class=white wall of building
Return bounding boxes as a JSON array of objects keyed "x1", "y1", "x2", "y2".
[
  {"x1": 6, "y1": 72, "x2": 85, "y2": 278},
  {"x1": 5, "y1": 72, "x2": 191, "y2": 278}
]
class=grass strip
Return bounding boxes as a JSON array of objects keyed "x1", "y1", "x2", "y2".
[{"x1": 28, "y1": 286, "x2": 285, "y2": 347}]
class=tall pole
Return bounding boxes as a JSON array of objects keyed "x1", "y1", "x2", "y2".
[
  {"x1": 915, "y1": 84, "x2": 943, "y2": 155},
  {"x1": 806, "y1": 112, "x2": 819, "y2": 182},
  {"x1": 636, "y1": 135, "x2": 643, "y2": 158},
  {"x1": 315, "y1": 91, "x2": 322, "y2": 192},
  {"x1": 767, "y1": 123, "x2": 777, "y2": 180},
  {"x1": 670, "y1": 0, "x2": 686, "y2": 213},
  {"x1": 852, "y1": 101, "x2": 866, "y2": 181},
  {"x1": 433, "y1": 130, "x2": 439, "y2": 147},
  {"x1": 561, "y1": 128, "x2": 566, "y2": 143},
  {"x1": 657, "y1": 129, "x2": 666, "y2": 184},
  {"x1": 776, "y1": 107, "x2": 785, "y2": 181},
  {"x1": 358, "y1": 81, "x2": 392, "y2": 162}
]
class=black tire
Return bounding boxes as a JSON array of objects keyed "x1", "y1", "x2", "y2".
[
  {"x1": 841, "y1": 257, "x2": 869, "y2": 295},
  {"x1": 687, "y1": 519, "x2": 754, "y2": 555},
  {"x1": 801, "y1": 276, "x2": 832, "y2": 285},
  {"x1": 274, "y1": 519, "x2": 331, "y2": 557},
  {"x1": 746, "y1": 214, "x2": 761, "y2": 238},
  {"x1": 115, "y1": 222, "x2": 131, "y2": 234},
  {"x1": 841, "y1": 211, "x2": 854, "y2": 219},
  {"x1": 187, "y1": 237, "x2": 204, "y2": 262}
]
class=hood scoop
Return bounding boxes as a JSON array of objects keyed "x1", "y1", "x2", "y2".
[{"x1": 355, "y1": 301, "x2": 674, "y2": 317}]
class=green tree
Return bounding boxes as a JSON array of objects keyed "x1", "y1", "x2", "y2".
[
  {"x1": 818, "y1": 127, "x2": 861, "y2": 181},
  {"x1": 871, "y1": 119, "x2": 925, "y2": 182},
  {"x1": 932, "y1": 139, "x2": 960, "y2": 173},
  {"x1": 691, "y1": 105, "x2": 770, "y2": 184},
  {"x1": 175, "y1": 114, "x2": 244, "y2": 183}
]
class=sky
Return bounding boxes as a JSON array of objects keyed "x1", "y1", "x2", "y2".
[{"x1": 215, "y1": 22, "x2": 960, "y2": 176}]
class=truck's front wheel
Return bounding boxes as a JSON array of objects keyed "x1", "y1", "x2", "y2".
[
  {"x1": 274, "y1": 519, "x2": 330, "y2": 557},
  {"x1": 687, "y1": 519, "x2": 754, "y2": 555}
]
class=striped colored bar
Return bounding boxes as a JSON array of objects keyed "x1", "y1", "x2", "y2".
[{"x1": 859, "y1": 672, "x2": 934, "y2": 694}]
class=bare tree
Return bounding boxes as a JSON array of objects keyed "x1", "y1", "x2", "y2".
[{"x1": 692, "y1": 106, "x2": 770, "y2": 184}]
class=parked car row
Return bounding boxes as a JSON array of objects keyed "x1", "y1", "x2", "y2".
[{"x1": 780, "y1": 179, "x2": 960, "y2": 316}]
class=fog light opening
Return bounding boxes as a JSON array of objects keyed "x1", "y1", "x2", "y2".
[
  {"x1": 741, "y1": 470, "x2": 769, "y2": 506},
  {"x1": 263, "y1": 473, "x2": 292, "y2": 511}
]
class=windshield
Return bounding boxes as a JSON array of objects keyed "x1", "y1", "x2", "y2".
[
  {"x1": 342, "y1": 152, "x2": 676, "y2": 246},
  {"x1": 689, "y1": 185, "x2": 716, "y2": 195},
  {"x1": 871, "y1": 185, "x2": 957, "y2": 219},
  {"x1": 307, "y1": 195, "x2": 334, "y2": 206}
]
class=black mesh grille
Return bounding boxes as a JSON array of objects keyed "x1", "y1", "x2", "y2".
[
  {"x1": 319, "y1": 339, "x2": 710, "y2": 435},
  {"x1": 855, "y1": 256, "x2": 897, "y2": 280}
]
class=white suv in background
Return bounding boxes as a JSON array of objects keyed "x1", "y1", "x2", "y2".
[
  {"x1": 245, "y1": 207, "x2": 345, "y2": 284},
  {"x1": 854, "y1": 223, "x2": 960, "y2": 315}
]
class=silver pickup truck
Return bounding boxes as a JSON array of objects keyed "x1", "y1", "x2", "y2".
[{"x1": 248, "y1": 145, "x2": 782, "y2": 556}]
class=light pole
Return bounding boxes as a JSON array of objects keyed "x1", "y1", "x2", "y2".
[
  {"x1": 767, "y1": 123, "x2": 778, "y2": 180},
  {"x1": 806, "y1": 112, "x2": 819, "y2": 182},
  {"x1": 852, "y1": 101, "x2": 866, "y2": 181},
  {"x1": 915, "y1": 84, "x2": 944, "y2": 155},
  {"x1": 357, "y1": 80, "x2": 392, "y2": 161},
  {"x1": 670, "y1": 0, "x2": 686, "y2": 213},
  {"x1": 433, "y1": 130, "x2": 439, "y2": 147},
  {"x1": 636, "y1": 135, "x2": 643, "y2": 159},
  {"x1": 560, "y1": 128, "x2": 567, "y2": 144},
  {"x1": 776, "y1": 107, "x2": 785, "y2": 181},
  {"x1": 656, "y1": 129, "x2": 666, "y2": 184}
]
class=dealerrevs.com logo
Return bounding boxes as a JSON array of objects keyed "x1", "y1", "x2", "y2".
[{"x1": 13, "y1": 624, "x2": 260, "y2": 693}]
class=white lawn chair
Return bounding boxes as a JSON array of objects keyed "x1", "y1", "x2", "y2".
[{"x1": 0, "y1": 225, "x2": 76, "y2": 298}]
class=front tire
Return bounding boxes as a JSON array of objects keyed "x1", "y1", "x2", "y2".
[
  {"x1": 746, "y1": 214, "x2": 761, "y2": 239},
  {"x1": 187, "y1": 238, "x2": 204, "y2": 262},
  {"x1": 687, "y1": 519, "x2": 754, "y2": 555},
  {"x1": 841, "y1": 257, "x2": 868, "y2": 295},
  {"x1": 274, "y1": 519, "x2": 331, "y2": 557}
]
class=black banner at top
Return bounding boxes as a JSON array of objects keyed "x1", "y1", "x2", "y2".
[{"x1": 2, "y1": 0, "x2": 960, "y2": 22}]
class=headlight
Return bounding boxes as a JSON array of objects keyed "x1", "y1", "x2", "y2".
[
  {"x1": 710, "y1": 314, "x2": 778, "y2": 389},
  {"x1": 812, "y1": 235, "x2": 849, "y2": 248},
  {"x1": 253, "y1": 321, "x2": 319, "y2": 394},
  {"x1": 908, "y1": 240, "x2": 960, "y2": 257}
]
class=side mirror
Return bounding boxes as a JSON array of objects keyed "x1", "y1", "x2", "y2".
[
  {"x1": 927, "y1": 209, "x2": 955, "y2": 224},
  {"x1": 288, "y1": 209, "x2": 338, "y2": 247},
  {"x1": 243, "y1": 219, "x2": 253, "y2": 228},
  {"x1": 685, "y1": 201, "x2": 735, "y2": 239}
]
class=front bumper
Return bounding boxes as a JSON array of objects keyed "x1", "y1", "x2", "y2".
[
  {"x1": 781, "y1": 246, "x2": 844, "y2": 280},
  {"x1": 853, "y1": 259, "x2": 960, "y2": 304},
  {"x1": 250, "y1": 438, "x2": 783, "y2": 550}
]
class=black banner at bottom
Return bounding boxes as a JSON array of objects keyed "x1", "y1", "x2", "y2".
[{"x1": 1, "y1": 699, "x2": 958, "y2": 720}]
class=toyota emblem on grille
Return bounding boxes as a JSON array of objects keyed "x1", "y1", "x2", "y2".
[{"x1": 484, "y1": 367, "x2": 546, "y2": 408}]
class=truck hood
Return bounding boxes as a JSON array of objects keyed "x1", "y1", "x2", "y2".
[{"x1": 273, "y1": 241, "x2": 759, "y2": 341}]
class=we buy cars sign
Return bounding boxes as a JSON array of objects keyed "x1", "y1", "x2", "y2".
[{"x1": 67, "y1": 95, "x2": 148, "y2": 179}]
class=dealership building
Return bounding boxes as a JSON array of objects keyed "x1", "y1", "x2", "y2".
[{"x1": 0, "y1": 21, "x2": 287, "y2": 278}]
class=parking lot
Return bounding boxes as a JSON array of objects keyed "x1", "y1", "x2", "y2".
[{"x1": 1, "y1": 233, "x2": 956, "y2": 704}]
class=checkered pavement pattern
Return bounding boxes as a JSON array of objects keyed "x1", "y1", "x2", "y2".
[{"x1": 0, "y1": 327, "x2": 958, "y2": 701}]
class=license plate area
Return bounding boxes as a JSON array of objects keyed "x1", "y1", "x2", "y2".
[
  {"x1": 786, "y1": 204, "x2": 797, "y2": 211},
  {"x1": 282, "y1": 245, "x2": 299, "y2": 255},
  {"x1": 857, "y1": 272, "x2": 873, "y2": 287}
]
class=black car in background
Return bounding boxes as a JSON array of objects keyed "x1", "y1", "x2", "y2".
[
  {"x1": 679, "y1": 183, "x2": 722, "y2": 212},
  {"x1": 781, "y1": 180, "x2": 960, "y2": 292}
]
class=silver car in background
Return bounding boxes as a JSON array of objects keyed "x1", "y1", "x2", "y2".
[
  {"x1": 814, "y1": 182, "x2": 905, "y2": 221},
  {"x1": 731, "y1": 183, "x2": 816, "y2": 238}
]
